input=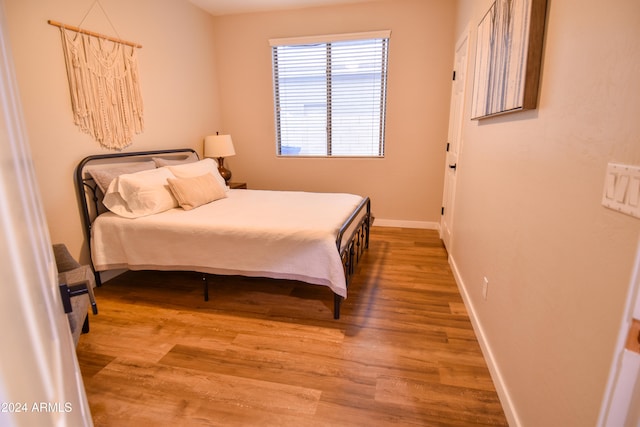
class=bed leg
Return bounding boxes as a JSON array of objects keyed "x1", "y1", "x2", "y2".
[
  {"x1": 334, "y1": 294, "x2": 342, "y2": 319},
  {"x1": 203, "y1": 274, "x2": 209, "y2": 301},
  {"x1": 94, "y1": 270, "x2": 102, "y2": 287}
]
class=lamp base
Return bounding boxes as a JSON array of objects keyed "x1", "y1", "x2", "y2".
[{"x1": 216, "y1": 157, "x2": 232, "y2": 182}]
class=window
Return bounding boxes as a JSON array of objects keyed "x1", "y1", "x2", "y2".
[{"x1": 270, "y1": 31, "x2": 390, "y2": 157}]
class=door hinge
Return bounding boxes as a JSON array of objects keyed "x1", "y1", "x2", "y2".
[
  {"x1": 446, "y1": 142, "x2": 450, "y2": 152},
  {"x1": 452, "y1": 70, "x2": 456, "y2": 81},
  {"x1": 441, "y1": 207, "x2": 445, "y2": 215}
]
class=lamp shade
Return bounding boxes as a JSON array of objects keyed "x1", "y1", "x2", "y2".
[{"x1": 204, "y1": 134, "x2": 235, "y2": 158}]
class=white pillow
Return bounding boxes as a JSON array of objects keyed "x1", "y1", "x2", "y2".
[
  {"x1": 103, "y1": 167, "x2": 178, "y2": 218},
  {"x1": 152, "y1": 152, "x2": 199, "y2": 167},
  {"x1": 87, "y1": 160, "x2": 156, "y2": 194},
  {"x1": 168, "y1": 158, "x2": 228, "y2": 191}
]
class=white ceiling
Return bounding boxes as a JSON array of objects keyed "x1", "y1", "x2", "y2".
[{"x1": 189, "y1": 0, "x2": 380, "y2": 16}]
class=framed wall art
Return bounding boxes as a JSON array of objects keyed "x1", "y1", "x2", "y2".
[{"x1": 471, "y1": 0, "x2": 547, "y2": 120}]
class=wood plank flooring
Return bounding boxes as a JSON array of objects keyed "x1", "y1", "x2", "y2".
[{"x1": 76, "y1": 227, "x2": 507, "y2": 426}]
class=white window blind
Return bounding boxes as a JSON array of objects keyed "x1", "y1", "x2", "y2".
[{"x1": 271, "y1": 31, "x2": 390, "y2": 157}]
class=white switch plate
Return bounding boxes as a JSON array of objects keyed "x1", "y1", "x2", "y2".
[{"x1": 602, "y1": 163, "x2": 640, "y2": 219}]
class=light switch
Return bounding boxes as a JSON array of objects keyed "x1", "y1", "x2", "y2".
[
  {"x1": 629, "y1": 178, "x2": 640, "y2": 207},
  {"x1": 605, "y1": 173, "x2": 617, "y2": 199},
  {"x1": 614, "y1": 175, "x2": 629, "y2": 202},
  {"x1": 602, "y1": 162, "x2": 640, "y2": 219}
]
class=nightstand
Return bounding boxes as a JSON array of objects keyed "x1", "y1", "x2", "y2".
[{"x1": 228, "y1": 181, "x2": 247, "y2": 189}]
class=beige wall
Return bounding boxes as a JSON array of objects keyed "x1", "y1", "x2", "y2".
[
  {"x1": 4, "y1": 0, "x2": 221, "y2": 262},
  {"x1": 452, "y1": 0, "x2": 640, "y2": 425},
  {"x1": 211, "y1": 0, "x2": 455, "y2": 226}
]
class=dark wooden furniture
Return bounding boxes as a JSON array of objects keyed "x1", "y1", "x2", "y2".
[{"x1": 228, "y1": 181, "x2": 247, "y2": 189}]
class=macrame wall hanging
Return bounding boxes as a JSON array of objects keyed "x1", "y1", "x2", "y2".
[{"x1": 49, "y1": 0, "x2": 144, "y2": 150}]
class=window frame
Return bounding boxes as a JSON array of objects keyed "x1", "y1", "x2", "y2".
[{"x1": 270, "y1": 31, "x2": 391, "y2": 158}]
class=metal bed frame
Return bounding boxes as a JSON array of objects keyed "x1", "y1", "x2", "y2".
[{"x1": 75, "y1": 148, "x2": 370, "y2": 319}]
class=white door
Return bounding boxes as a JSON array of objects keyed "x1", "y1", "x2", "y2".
[
  {"x1": 0, "y1": 3, "x2": 93, "y2": 426},
  {"x1": 599, "y1": 236, "x2": 640, "y2": 427},
  {"x1": 440, "y1": 26, "x2": 470, "y2": 251}
]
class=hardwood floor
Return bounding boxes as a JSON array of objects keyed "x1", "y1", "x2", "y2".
[{"x1": 76, "y1": 227, "x2": 507, "y2": 426}]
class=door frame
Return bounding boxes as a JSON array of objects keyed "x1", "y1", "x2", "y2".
[
  {"x1": 598, "y1": 235, "x2": 640, "y2": 426},
  {"x1": 0, "y1": 4, "x2": 93, "y2": 425}
]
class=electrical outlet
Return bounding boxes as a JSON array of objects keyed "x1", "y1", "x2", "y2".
[{"x1": 482, "y1": 277, "x2": 489, "y2": 300}]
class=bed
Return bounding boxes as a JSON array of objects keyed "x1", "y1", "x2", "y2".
[{"x1": 76, "y1": 148, "x2": 370, "y2": 319}]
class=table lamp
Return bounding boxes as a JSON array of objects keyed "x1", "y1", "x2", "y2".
[{"x1": 204, "y1": 133, "x2": 235, "y2": 182}]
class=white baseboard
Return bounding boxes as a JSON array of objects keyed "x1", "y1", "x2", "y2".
[
  {"x1": 448, "y1": 254, "x2": 520, "y2": 427},
  {"x1": 373, "y1": 218, "x2": 440, "y2": 230}
]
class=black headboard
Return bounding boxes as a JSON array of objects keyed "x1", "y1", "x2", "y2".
[{"x1": 75, "y1": 148, "x2": 198, "y2": 282}]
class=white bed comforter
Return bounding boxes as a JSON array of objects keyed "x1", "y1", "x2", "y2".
[{"x1": 91, "y1": 189, "x2": 365, "y2": 298}]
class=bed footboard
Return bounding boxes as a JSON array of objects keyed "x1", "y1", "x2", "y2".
[{"x1": 334, "y1": 197, "x2": 371, "y2": 319}]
